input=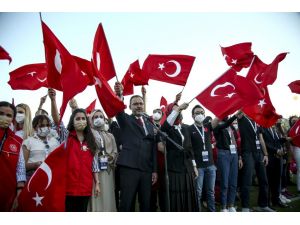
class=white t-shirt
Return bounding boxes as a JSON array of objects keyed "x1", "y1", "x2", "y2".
[{"x1": 22, "y1": 133, "x2": 60, "y2": 163}]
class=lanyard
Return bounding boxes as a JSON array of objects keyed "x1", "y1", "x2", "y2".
[
  {"x1": 269, "y1": 127, "x2": 274, "y2": 139},
  {"x1": 245, "y1": 117, "x2": 258, "y2": 138},
  {"x1": 194, "y1": 124, "x2": 205, "y2": 150},
  {"x1": 174, "y1": 125, "x2": 184, "y2": 144},
  {"x1": 0, "y1": 130, "x2": 8, "y2": 152},
  {"x1": 227, "y1": 127, "x2": 233, "y2": 144}
]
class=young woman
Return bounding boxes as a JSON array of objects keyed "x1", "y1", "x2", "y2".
[
  {"x1": 0, "y1": 101, "x2": 26, "y2": 211},
  {"x1": 14, "y1": 103, "x2": 32, "y2": 140},
  {"x1": 22, "y1": 115, "x2": 60, "y2": 179},
  {"x1": 65, "y1": 108, "x2": 100, "y2": 212},
  {"x1": 88, "y1": 109, "x2": 118, "y2": 212}
]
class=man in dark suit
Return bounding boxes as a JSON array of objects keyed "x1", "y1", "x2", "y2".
[{"x1": 114, "y1": 82, "x2": 157, "y2": 212}]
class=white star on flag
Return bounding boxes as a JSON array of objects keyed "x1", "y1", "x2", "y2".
[
  {"x1": 130, "y1": 73, "x2": 134, "y2": 78},
  {"x1": 33, "y1": 192, "x2": 44, "y2": 207},
  {"x1": 94, "y1": 77, "x2": 102, "y2": 88},
  {"x1": 231, "y1": 59, "x2": 237, "y2": 64},
  {"x1": 225, "y1": 93, "x2": 235, "y2": 98},
  {"x1": 158, "y1": 63, "x2": 165, "y2": 70},
  {"x1": 27, "y1": 71, "x2": 36, "y2": 77},
  {"x1": 258, "y1": 99, "x2": 267, "y2": 108}
]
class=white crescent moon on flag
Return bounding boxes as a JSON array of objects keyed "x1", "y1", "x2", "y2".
[
  {"x1": 254, "y1": 73, "x2": 263, "y2": 84},
  {"x1": 37, "y1": 77, "x2": 47, "y2": 83},
  {"x1": 96, "y1": 52, "x2": 101, "y2": 71},
  {"x1": 54, "y1": 50, "x2": 62, "y2": 74},
  {"x1": 165, "y1": 60, "x2": 181, "y2": 78},
  {"x1": 210, "y1": 82, "x2": 236, "y2": 97},
  {"x1": 160, "y1": 105, "x2": 166, "y2": 110},
  {"x1": 27, "y1": 162, "x2": 53, "y2": 192}
]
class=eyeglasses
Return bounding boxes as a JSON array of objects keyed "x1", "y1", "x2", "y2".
[{"x1": 43, "y1": 141, "x2": 50, "y2": 149}]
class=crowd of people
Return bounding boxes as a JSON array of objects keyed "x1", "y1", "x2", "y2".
[{"x1": 1, "y1": 83, "x2": 300, "y2": 212}]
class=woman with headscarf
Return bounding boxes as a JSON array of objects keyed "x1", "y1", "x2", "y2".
[
  {"x1": 88, "y1": 109, "x2": 118, "y2": 212},
  {"x1": 161, "y1": 102, "x2": 198, "y2": 211}
]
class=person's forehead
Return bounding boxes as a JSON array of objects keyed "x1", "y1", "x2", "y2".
[
  {"x1": 131, "y1": 97, "x2": 143, "y2": 103},
  {"x1": 194, "y1": 107, "x2": 204, "y2": 113},
  {"x1": 94, "y1": 111, "x2": 104, "y2": 117},
  {"x1": 75, "y1": 112, "x2": 86, "y2": 118},
  {"x1": 0, "y1": 106, "x2": 13, "y2": 114},
  {"x1": 40, "y1": 119, "x2": 49, "y2": 125},
  {"x1": 16, "y1": 106, "x2": 25, "y2": 112}
]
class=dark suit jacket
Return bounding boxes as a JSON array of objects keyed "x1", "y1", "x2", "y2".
[
  {"x1": 161, "y1": 121, "x2": 194, "y2": 173},
  {"x1": 261, "y1": 127, "x2": 286, "y2": 156},
  {"x1": 116, "y1": 111, "x2": 157, "y2": 173}
]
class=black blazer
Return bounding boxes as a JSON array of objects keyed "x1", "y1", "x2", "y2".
[
  {"x1": 161, "y1": 121, "x2": 194, "y2": 173},
  {"x1": 116, "y1": 111, "x2": 157, "y2": 173},
  {"x1": 261, "y1": 127, "x2": 286, "y2": 156}
]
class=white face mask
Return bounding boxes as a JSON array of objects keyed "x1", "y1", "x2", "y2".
[
  {"x1": 104, "y1": 124, "x2": 109, "y2": 132},
  {"x1": 37, "y1": 127, "x2": 50, "y2": 137},
  {"x1": 195, "y1": 114, "x2": 205, "y2": 124},
  {"x1": 15, "y1": 113, "x2": 25, "y2": 123},
  {"x1": 74, "y1": 120, "x2": 87, "y2": 131},
  {"x1": 233, "y1": 124, "x2": 238, "y2": 130},
  {"x1": 153, "y1": 112, "x2": 162, "y2": 121},
  {"x1": 94, "y1": 117, "x2": 105, "y2": 127}
]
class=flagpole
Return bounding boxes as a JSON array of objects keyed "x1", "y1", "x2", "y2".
[{"x1": 186, "y1": 68, "x2": 232, "y2": 105}]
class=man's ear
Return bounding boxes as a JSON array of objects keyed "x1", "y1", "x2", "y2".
[{"x1": 129, "y1": 104, "x2": 132, "y2": 110}]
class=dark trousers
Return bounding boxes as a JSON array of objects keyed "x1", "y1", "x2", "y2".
[
  {"x1": 240, "y1": 151, "x2": 269, "y2": 208},
  {"x1": 119, "y1": 166, "x2": 152, "y2": 212},
  {"x1": 114, "y1": 165, "x2": 121, "y2": 211},
  {"x1": 267, "y1": 154, "x2": 282, "y2": 205},
  {"x1": 65, "y1": 196, "x2": 90, "y2": 212}
]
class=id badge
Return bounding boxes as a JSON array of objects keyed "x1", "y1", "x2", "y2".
[
  {"x1": 202, "y1": 151, "x2": 209, "y2": 162},
  {"x1": 99, "y1": 156, "x2": 108, "y2": 170},
  {"x1": 255, "y1": 140, "x2": 261, "y2": 150},
  {"x1": 229, "y1": 144, "x2": 237, "y2": 154}
]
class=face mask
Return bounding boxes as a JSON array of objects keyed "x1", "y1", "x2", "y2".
[
  {"x1": 15, "y1": 113, "x2": 25, "y2": 123},
  {"x1": 104, "y1": 124, "x2": 109, "y2": 132},
  {"x1": 93, "y1": 118, "x2": 105, "y2": 127},
  {"x1": 233, "y1": 124, "x2": 238, "y2": 130},
  {"x1": 37, "y1": 127, "x2": 50, "y2": 137},
  {"x1": 195, "y1": 114, "x2": 205, "y2": 124},
  {"x1": 74, "y1": 120, "x2": 87, "y2": 131},
  {"x1": 0, "y1": 115, "x2": 10, "y2": 128},
  {"x1": 153, "y1": 112, "x2": 162, "y2": 121}
]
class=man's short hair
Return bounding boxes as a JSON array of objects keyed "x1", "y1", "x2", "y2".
[{"x1": 129, "y1": 95, "x2": 144, "y2": 106}]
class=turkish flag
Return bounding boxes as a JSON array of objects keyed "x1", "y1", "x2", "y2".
[
  {"x1": 243, "y1": 87, "x2": 281, "y2": 128},
  {"x1": 85, "y1": 99, "x2": 97, "y2": 115},
  {"x1": 221, "y1": 42, "x2": 254, "y2": 72},
  {"x1": 17, "y1": 143, "x2": 67, "y2": 212},
  {"x1": 73, "y1": 55, "x2": 95, "y2": 86},
  {"x1": 0, "y1": 45, "x2": 12, "y2": 64},
  {"x1": 247, "y1": 53, "x2": 287, "y2": 88},
  {"x1": 8, "y1": 63, "x2": 48, "y2": 90},
  {"x1": 142, "y1": 54, "x2": 195, "y2": 86},
  {"x1": 128, "y1": 60, "x2": 148, "y2": 86},
  {"x1": 289, "y1": 119, "x2": 300, "y2": 147},
  {"x1": 92, "y1": 23, "x2": 116, "y2": 81},
  {"x1": 42, "y1": 21, "x2": 89, "y2": 121},
  {"x1": 121, "y1": 72, "x2": 134, "y2": 96},
  {"x1": 195, "y1": 69, "x2": 262, "y2": 119},
  {"x1": 92, "y1": 60, "x2": 126, "y2": 118},
  {"x1": 160, "y1": 96, "x2": 168, "y2": 125},
  {"x1": 288, "y1": 80, "x2": 300, "y2": 94}
]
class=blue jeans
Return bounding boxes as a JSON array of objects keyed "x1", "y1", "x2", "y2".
[
  {"x1": 196, "y1": 165, "x2": 216, "y2": 212},
  {"x1": 217, "y1": 149, "x2": 238, "y2": 208}
]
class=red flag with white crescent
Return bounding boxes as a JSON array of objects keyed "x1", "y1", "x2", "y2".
[
  {"x1": 42, "y1": 21, "x2": 89, "y2": 122},
  {"x1": 243, "y1": 87, "x2": 281, "y2": 128},
  {"x1": 195, "y1": 69, "x2": 262, "y2": 119},
  {"x1": 289, "y1": 119, "x2": 300, "y2": 148},
  {"x1": 220, "y1": 42, "x2": 254, "y2": 72},
  {"x1": 0, "y1": 45, "x2": 12, "y2": 64},
  {"x1": 92, "y1": 23, "x2": 116, "y2": 81},
  {"x1": 17, "y1": 143, "x2": 67, "y2": 212},
  {"x1": 142, "y1": 54, "x2": 195, "y2": 86},
  {"x1": 8, "y1": 63, "x2": 48, "y2": 90}
]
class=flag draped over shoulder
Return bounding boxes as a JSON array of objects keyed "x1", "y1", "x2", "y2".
[
  {"x1": 220, "y1": 42, "x2": 254, "y2": 72},
  {"x1": 195, "y1": 69, "x2": 262, "y2": 119},
  {"x1": 0, "y1": 45, "x2": 12, "y2": 64},
  {"x1": 288, "y1": 80, "x2": 300, "y2": 94},
  {"x1": 243, "y1": 87, "x2": 281, "y2": 128},
  {"x1": 17, "y1": 144, "x2": 67, "y2": 212},
  {"x1": 92, "y1": 23, "x2": 116, "y2": 81},
  {"x1": 142, "y1": 54, "x2": 195, "y2": 86},
  {"x1": 42, "y1": 21, "x2": 88, "y2": 121},
  {"x1": 289, "y1": 119, "x2": 300, "y2": 148},
  {"x1": 8, "y1": 63, "x2": 48, "y2": 90}
]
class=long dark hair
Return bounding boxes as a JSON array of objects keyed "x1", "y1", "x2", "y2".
[{"x1": 67, "y1": 108, "x2": 97, "y2": 155}]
